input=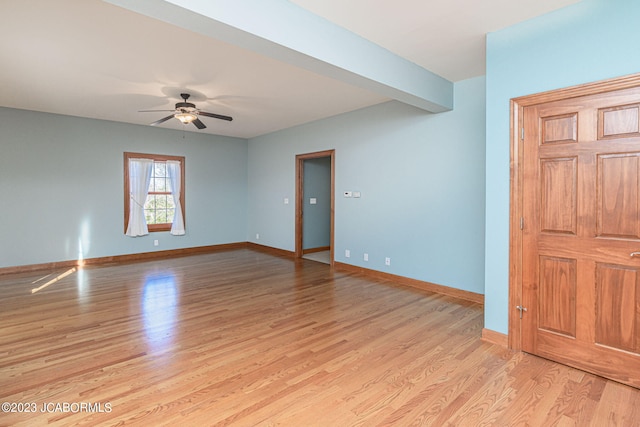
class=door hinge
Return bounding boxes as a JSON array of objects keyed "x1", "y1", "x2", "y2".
[
  {"x1": 521, "y1": 127, "x2": 525, "y2": 140},
  {"x1": 516, "y1": 305, "x2": 528, "y2": 319},
  {"x1": 520, "y1": 217, "x2": 524, "y2": 230}
]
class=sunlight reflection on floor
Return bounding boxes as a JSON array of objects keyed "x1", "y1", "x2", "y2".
[
  {"x1": 142, "y1": 273, "x2": 178, "y2": 354},
  {"x1": 31, "y1": 268, "x2": 77, "y2": 294}
]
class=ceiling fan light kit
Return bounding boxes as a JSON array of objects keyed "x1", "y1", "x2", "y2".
[
  {"x1": 140, "y1": 93, "x2": 233, "y2": 130},
  {"x1": 175, "y1": 112, "x2": 197, "y2": 124}
]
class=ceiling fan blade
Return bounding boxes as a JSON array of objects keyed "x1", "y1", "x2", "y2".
[
  {"x1": 139, "y1": 109, "x2": 175, "y2": 112},
  {"x1": 192, "y1": 118, "x2": 206, "y2": 129},
  {"x1": 150, "y1": 115, "x2": 175, "y2": 126},
  {"x1": 198, "y1": 111, "x2": 233, "y2": 121}
]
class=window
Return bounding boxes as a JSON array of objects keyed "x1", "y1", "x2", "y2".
[
  {"x1": 146, "y1": 161, "x2": 175, "y2": 230},
  {"x1": 124, "y1": 152, "x2": 185, "y2": 235}
]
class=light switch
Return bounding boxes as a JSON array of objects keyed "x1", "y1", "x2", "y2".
[
  {"x1": 353, "y1": 191, "x2": 361, "y2": 198},
  {"x1": 284, "y1": 198, "x2": 289, "y2": 204},
  {"x1": 344, "y1": 191, "x2": 352, "y2": 198},
  {"x1": 310, "y1": 198, "x2": 317, "y2": 204}
]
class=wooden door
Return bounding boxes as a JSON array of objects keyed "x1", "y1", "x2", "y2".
[{"x1": 522, "y1": 86, "x2": 640, "y2": 388}]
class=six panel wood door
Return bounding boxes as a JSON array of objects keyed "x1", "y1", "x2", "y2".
[{"x1": 522, "y1": 86, "x2": 640, "y2": 388}]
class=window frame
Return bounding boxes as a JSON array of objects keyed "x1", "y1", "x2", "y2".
[{"x1": 123, "y1": 152, "x2": 185, "y2": 234}]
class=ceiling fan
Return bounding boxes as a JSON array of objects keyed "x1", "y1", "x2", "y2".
[{"x1": 139, "y1": 93, "x2": 233, "y2": 129}]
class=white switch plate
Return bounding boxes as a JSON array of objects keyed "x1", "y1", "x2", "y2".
[
  {"x1": 353, "y1": 191, "x2": 361, "y2": 198},
  {"x1": 310, "y1": 198, "x2": 317, "y2": 204},
  {"x1": 284, "y1": 198, "x2": 289, "y2": 204},
  {"x1": 344, "y1": 191, "x2": 352, "y2": 198}
]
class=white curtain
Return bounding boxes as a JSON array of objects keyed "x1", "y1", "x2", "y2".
[
  {"x1": 126, "y1": 158, "x2": 153, "y2": 237},
  {"x1": 167, "y1": 160, "x2": 185, "y2": 235}
]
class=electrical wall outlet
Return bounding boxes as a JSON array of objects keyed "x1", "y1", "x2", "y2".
[
  {"x1": 256, "y1": 233, "x2": 260, "y2": 240},
  {"x1": 385, "y1": 257, "x2": 391, "y2": 266},
  {"x1": 345, "y1": 249, "x2": 351, "y2": 258},
  {"x1": 154, "y1": 240, "x2": 159, "y2": 247},
  {"x1": 364, "y1": 253, "x2": 369, "y2": 261}
]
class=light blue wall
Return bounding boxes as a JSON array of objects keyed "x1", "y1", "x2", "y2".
[
  {"x1": 302, "y1": 156, "x2": 331, "y2": 250},
  {"x1": 248, "y1": 76, "x2": 486, "y2": 294},
  {"x1": 0, "y1": 107, "x2": 248, "y2": 269},
  {"x1": 485, "y1": 0, "x2": 640, "y2": 333}
]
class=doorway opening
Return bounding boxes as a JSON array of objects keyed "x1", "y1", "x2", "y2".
[{"x1": 295, "y1": 150, "x2": 335, "y2": 266}]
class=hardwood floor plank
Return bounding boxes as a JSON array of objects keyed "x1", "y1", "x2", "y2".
[{"x1": 0, "y1": 249, "x2": 638, "y2": 426}]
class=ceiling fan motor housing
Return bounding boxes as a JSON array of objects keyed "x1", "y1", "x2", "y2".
[{"x1": 175, "y1": 101, "x2": 196, "y2": 110}]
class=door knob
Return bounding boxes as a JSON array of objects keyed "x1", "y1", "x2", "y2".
[{"x1": 631, "y1": 252, "x2": 640, "y2": 257}]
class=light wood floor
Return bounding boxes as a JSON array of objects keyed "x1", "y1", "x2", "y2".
[
  {"x1": 1, "y1": 249, "x2": 638, "y2": 426},
  {"x1": 302, "y1": 250, "x2": 331, "y2": 265}
]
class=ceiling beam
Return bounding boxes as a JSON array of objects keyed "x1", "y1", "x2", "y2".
[{"x1": 104, "y1": 0, "x2": 453, "y2": 113}]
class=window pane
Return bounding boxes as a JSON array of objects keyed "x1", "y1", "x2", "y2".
[
  {"x1": 155, "y1": 162, "x2": 166, "y2": 178},
  {"x1": 155, "y1": 177, "x2": 166, "y2": 192},
  {"x1": 144, "y1": 195, "x2": 157, "y2": 210},
  {"x1": 156, "y1": 209, "x2": 168, "y2": 223},
  {"x1": 153, "y1": 195, "x2": 163, "y2": 209},
  {"x1": 145, "y1": 210, "x2": 155, "y2": 224}
]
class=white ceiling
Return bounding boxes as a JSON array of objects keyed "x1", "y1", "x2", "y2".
[{"x1": 0, "y1": 0, "x2": 581, "y2": 139}]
